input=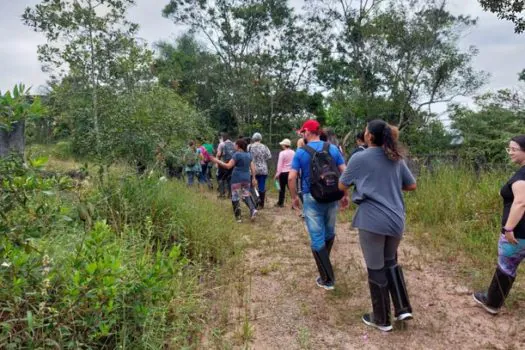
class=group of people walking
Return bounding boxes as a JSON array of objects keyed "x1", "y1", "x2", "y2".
[{"x1": 181, "y1": 118, "x2": 525, "y2": 332}]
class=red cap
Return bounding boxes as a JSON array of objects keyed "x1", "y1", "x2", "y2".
[{"x1": 298, "y1": 120, "x2": 320, "y2": 133}]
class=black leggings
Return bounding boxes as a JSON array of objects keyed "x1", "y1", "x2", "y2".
[{"x1": 278, "y1": 172, "x2": 290, "y2": 206}]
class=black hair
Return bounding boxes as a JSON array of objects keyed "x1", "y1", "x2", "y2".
[
  {"x1": 356, "y1": 131, "x2": 365, "y2": 142},
  {"x1": 236, "y1": 139, "x2": 248, "y2": 152},
  {"x1": 511, "y1": 135, "x2": 525, "y2": 150},
  {"x1": 367, "y1": 119, "x2": 402, "y2": 161},
  {"x1": 188, "y1": 140, "x2": 195, "y2": 147},
  {"x1": 220, "y1": 132, "x2": 229, "y2": 140}
]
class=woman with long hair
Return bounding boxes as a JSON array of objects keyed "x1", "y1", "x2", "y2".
[
  {"x1": 339, "y1": 119, "x2": 416, "y2": 332},
  {"x1": 211, "y1": 139, "x2": 258, "y2": 222},
  {"x1": 473, "y1": 135, "x2": 525, "y2": 315}
]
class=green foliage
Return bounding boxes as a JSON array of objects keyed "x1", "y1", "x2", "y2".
[
  {"x1": 0, "y1": 84, "x2": 45, "y2": 131},
  {"x1": 0, "y1": 155, "x2": 241, "y2": 348},
  {"x1": 0, "y1": 155, "x2": 74, "y2": 244},
  {"x1": 406, "y1": 165, "x2": 507, "y2": 269},
  {"x1": 479, "y1": 0, "x2": 525, "y2": 33},
  {"x1": 450, "y1": 89, "x2": 525, "y2": 163}
]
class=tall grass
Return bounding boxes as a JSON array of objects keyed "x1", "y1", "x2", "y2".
[
  {"x1": 0, "y1": 158, "x2": 242, "y2": 348},
  {"x1": 406, "y1": 165, "x2": 509, "y2": 273}
]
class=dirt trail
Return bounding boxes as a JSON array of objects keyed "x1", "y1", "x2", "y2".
[{"x1": 233, "y1": 195, "x2": 525, "y2": 349}]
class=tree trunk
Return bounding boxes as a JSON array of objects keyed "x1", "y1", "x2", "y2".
[{"x1": 0, "y1": 121, "x2": 25, "y2": 158}]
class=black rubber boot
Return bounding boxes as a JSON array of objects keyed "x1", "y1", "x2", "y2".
[
  {"x1": 232, "y1": 201, "x2": 241, "y2": 221},
  {"x1": 326, "y1": 237, "x2": 335, "y2": 256},
  {"x1": 259, "y1": 191, "x2": 265, "y2": 209},
  {"x1": 243, "y1": 196, "x2": 258, "y2": 220},
  {"x1": 385, "y1": 259, "x2": 412, "y2": 321},
  {"x1": 312, "y1": 246, "x2": 335, "y2": 289},
  {"x1": 363, "y1": 268, "x2": 392, "y2": 332}
]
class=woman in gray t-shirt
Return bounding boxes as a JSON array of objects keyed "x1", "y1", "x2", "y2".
[{"x1": 339, "y1": 119, "x2": 416, "y2": 332}]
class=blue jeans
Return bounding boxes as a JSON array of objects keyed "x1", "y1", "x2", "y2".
[
  {"x1": 303, "y1": 193, "x2": 339, "y2": 251},
  {"x1": 256, "y1": 175, "x2": 267, "y2": 193}
]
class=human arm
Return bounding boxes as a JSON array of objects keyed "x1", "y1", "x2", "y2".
[
  {"x1": 288, "y1": 169, "x2": 301, "y2": 210},
  {"x1": 336, "y1": 162, "x2": 349, "y2": 209},
  {"x1": 504, "y1": 180, "x2": 525, "y2": 244},
  {"x1": 275, "y1": 152, "x2": 284, "y2": 179},
  {"x1": 401, "y1": 160, "x2": 417, "y2": 191},
  {"x1": 210, "y1": 155, "x2": 235, "y2": 169},
  {"x1": 250, "y1": 161, "x2": 257, "y2": 187}
]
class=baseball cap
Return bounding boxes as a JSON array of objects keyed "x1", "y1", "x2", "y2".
[
  {"x1": 279, "y1": 138, "x2": 292, "y2": 146},
  {"x1": 298, "y1": 120, "x2": 320, "y2": 133}
]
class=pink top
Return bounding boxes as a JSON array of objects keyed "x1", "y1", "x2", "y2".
[{"x1": 276, "y1": 149, "x2": 295, "y2": 176}]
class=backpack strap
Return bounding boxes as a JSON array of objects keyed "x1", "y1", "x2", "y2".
[{"x1": 303, "y1": 144, "x2": 316, "y2": 158}]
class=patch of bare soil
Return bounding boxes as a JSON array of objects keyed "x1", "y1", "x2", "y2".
[{"x1": 225, "y1": 194, "x2": 525, "y2": 350}]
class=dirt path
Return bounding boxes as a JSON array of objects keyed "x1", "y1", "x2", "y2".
[{"x1": 232, "y1": 195, "x2": 525, "y2": 349}]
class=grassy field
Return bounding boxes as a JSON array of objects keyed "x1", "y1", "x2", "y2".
[{"x1": 0, "y1": 147, "x2": 245, "y2": 348}]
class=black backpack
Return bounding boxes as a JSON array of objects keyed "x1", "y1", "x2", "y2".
[
  {"x1": 304, "y1": 143, "x2": 344, "y2": 203},
  {"x1": 222, "y1": 141, "x2": 235, "y2": 161}
]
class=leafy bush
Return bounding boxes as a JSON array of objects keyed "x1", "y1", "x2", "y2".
[{"x1": 0, "y1": 158, "x2": 241, "y2": 348}]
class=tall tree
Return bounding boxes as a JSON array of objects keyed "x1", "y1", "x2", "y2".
[
  {"x1": 479, "y1": 0, "x2": 525, "y2": 33},
  {"x1": 162, "y1": 0, "x2": 313, "y2": 143},
  {"x1": 23, "y1": 0, "x2": 152, "y2": 156},
  {"x1": 307, "y1": 0, "x2": 485, "y2": 130}
]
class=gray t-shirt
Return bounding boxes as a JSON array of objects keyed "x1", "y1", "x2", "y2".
[{"x1": 339, "y1": 147, "x2": 416, "y2": 237}]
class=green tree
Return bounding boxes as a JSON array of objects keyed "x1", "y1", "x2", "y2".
[
  {"x1": 450, "y1": 89, "x2": 525, "y2": 163},
  {"x1": 23, "y1": 0, "x2": 153, "y2": 157},
  {"x1": 0, "y1": 84, "x2": 46, "y2": 158},
  {"x1": 308, "y1": 0, "x2": 485, "y2": 131},
  {"x1": 479, "y1": 0, "x2": 525, "y2": 33}
]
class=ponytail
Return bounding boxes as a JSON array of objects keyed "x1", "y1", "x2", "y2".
[
  {"x1": 367, "y1": 119, "x2": 403, "y2": 161},
  {"x1": 382, "y1": 125, "x2": 402, "y2": 161}
]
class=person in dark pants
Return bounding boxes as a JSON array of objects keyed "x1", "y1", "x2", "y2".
[
  {"x1": 211, "y1": 139, "x2": 258, "y2": 222},
  {"x1": 274, "y1": 138, "x2": 295, "y2": 207},
  {"x1": 473, "y1": 135, "x2": 525, "y2": 315},
  {"x1": 339, "y1": 119, "x2": 417, "y2": 332},
  {"x1": 216, "y1": 133, "x2": 235, "y2": 198}
]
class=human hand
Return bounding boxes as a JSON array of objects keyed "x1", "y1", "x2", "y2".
[
  {"x1": 252, "y1": 178, "x2": 257, "y2": 188},
  {"x1": 339, "y1": 195, "x2": 349, "y2": 210},
  {"x1": 505, "y1": 230, "x2": 519, "y2": 245}
]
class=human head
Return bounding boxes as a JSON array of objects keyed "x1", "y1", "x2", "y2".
[
  {"x1": 235, "y1": 138, "x2": 248, "y2": 152},
  {"x1": 298, "y1": 120, "x2": 321, "y2": 142},
  {"x1": 252, "y1": 132, "x2": 262, "y2": 142},
  {"x1": 323, "y1": 127, "x2": 339, "y2": 145},
  {"x1": 188, "y1": 140, "x2": 195, "y2": 149},
  {"x1": 297, "y1": 138, "x2": 305, "y2": 148},
  {"x1": 365, "y1": 119, "x2": 402, "y2": 161},
  {"x1": 356, "y1": 131, "x2": 366, "y2": 146},
  {"x1": 221, "y1": 132, "x2": 230, "y2": 142},
  {"x1": 507, "y1": 135, "x2": 525, "y2": 165},
  {"x1": 279, "y1": 138, "x2": 291, "y2": 149}
]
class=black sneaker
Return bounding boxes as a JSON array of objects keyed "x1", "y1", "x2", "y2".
[
  {"x1": 362, "y1": 313, "x2": 393, "y2": 332},
  {"x1": 473, "y1": 292, "x2": 499, "y2": 315},
  {"x1": 315, "y1": 276, "x2": 334, "y2": 291}
]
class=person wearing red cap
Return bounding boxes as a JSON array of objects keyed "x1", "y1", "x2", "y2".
[{"x1": 288, "y1": 120, "x2": 349, "y2": 290}]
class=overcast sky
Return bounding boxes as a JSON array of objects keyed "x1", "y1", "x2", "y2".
[{"x1": 1, "y1": 0, "x2": 524, "y2": 117}]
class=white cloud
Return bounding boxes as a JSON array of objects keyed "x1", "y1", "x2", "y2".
[{"x1": 1, "y1": 0, "x2": 524, "y2": 110}]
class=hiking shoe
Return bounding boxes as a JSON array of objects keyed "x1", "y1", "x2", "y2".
[
  {"x1": 395, "y1": 312, "x2": 413, "y2": 321},
  {"x1": 315, "y1": 276, "x2": 335, "y2": 291},
  {"x1": 473, "y1": 292, "x2": 499, "y2": 315},
  {"x1": 362, "y1": 313, "x2": 393, "y2": 332},
  {"x1": 250, "y1": 209, "x2": 258, "y2": 220}
]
